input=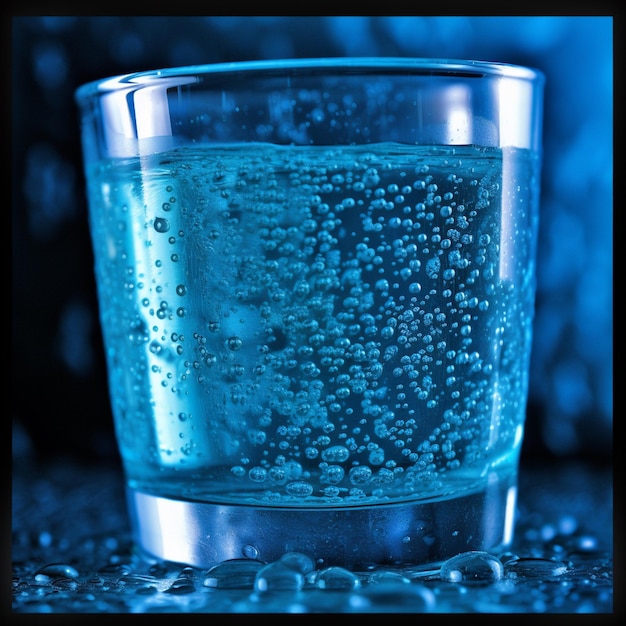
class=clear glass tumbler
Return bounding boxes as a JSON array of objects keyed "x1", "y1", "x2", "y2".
[{"x1": 75, "y1": 58, "x2": 544, "y2": 568}]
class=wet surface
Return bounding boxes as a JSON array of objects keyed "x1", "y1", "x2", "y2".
[{"x1": 12, "y1": 458, "x2": 613, "y2": 614}]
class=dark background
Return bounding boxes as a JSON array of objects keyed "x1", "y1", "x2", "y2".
[{"x1": 11, "y1": 16, "x2": 613, "y2": 468}]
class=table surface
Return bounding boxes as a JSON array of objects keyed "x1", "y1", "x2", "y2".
[{"x1": 12, "y1": 457, "x2": 614, "y2": 614}]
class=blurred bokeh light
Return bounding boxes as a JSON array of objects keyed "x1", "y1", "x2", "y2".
[{"x1": 12, "y1": 16, "x2": 613, "y2": 465}]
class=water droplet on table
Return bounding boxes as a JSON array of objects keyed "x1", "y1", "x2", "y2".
[
  {"x1": 203, "y1": 559, "x2": 264, "y2": 589},
  {"x1": 279, "y1": 552, "x2": 315, "y2": 574},
  {"x1": 440, "y1": 551, "x2": 504, "y2": 584},
  {"x1": 504, "y1": 557, "x2": 568, "y2": 579},
  {"x1": 255, "y1": 561, "x2": 305, "y2": 592},
  {"x1": 315, "y1": 566, "x2": 361, "y2": 590},
  {"x1": 356, "y1": 582, "x2": 436, "y2": 611},
  {"x1": 35, "y1": 563, "x2": 80, "y2": 579},
  {"x1": 164, "y1": 566, "x2": 196, "y2": 594}
]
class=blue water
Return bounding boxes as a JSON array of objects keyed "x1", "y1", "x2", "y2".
[{"x1": 86, "y1": 143, "x2": 539, "y2": 513}]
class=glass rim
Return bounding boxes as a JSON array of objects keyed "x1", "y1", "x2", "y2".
[{"x1": 75, "y1": 57, "x2": 545, "y2": 102}]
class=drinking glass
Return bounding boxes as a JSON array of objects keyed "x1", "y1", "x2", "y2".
[{"x1": 75, "y1": 58, "x2": 544, "y2": 568}]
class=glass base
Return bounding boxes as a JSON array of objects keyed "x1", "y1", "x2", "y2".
[{"x1": 126, "y1": 477, "x2": 517, "y2": 569}]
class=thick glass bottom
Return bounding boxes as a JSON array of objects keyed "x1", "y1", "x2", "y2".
[{"x1": 126, "y1": 474, "x2": 517, "y2": 569}]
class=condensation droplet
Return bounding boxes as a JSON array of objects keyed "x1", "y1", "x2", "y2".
[{"x1": 242, "y1": 544, "x2": 260, "y2": 559}]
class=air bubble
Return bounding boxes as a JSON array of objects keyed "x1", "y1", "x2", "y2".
[
  {"x1": 305, "y1": 447, "x2": 319, "y2": 459},
  {"x1": 320, "y1": 465, "x2": 344, "y2": 484},
  {"x1": 348, "y1": 465, "x2": 372, "y2": 485},
  {"x1": 285, "y1": 481, "x2": 313, "y2": 496},
  {"x1": 321, "y1": 445, "x2": 350, "y2": 463},
  {"x1": 248, "y1": 430, "x2": 266, "y2": 445},
  {"x1": 441, "y1": 272, "x2": 456, "y2": 286},
  {"x1": 227, "y1": 336, "x2": 243, "y2": 351},
  {"x1": 369, "y1": 448, "x2": 385, "y2": 465},
  {"x1": 248, "y1": 467, "x2": 267, "y2": 482},
  {"x1": 153, "y1": 217, "x2": 170, "y2": 233},
  {"x1": 381, "y1": 326, "x2": 394, "y2": 339}
]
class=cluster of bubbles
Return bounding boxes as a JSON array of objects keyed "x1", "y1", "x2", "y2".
[{"x1": 100, "y1": 143, "x2": 533, "y2": 503}]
